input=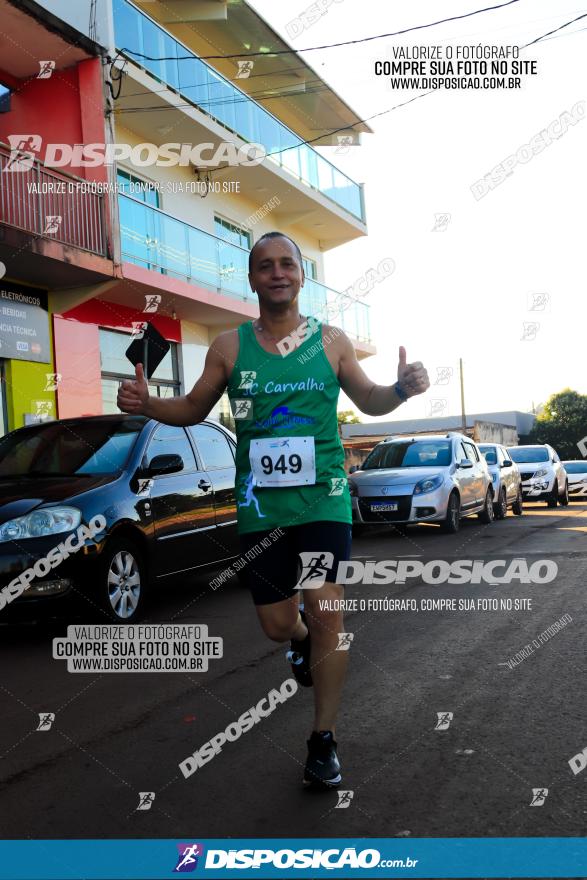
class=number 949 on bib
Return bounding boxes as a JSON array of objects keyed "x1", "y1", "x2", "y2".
[{"x1": 249, "y1": 436, "x2": 316, "y2": 487}]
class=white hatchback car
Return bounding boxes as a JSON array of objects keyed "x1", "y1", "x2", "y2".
[
  {"x1": 478, "y1": 443, "x2": 523, "y2": 518},
  {"x1": 562, "y1": 460, "x2": 587, "y2": 500},
  {"x1": 506, "y1": 444, "x2": 569, "y2": 507},
  {"x1": 349, "y1": 433, "x2": 493, "y2": 534}
]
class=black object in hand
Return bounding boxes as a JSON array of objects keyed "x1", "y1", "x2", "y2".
[{"x1": 125, "y1": 321, "x2": 170, "y2": 380}]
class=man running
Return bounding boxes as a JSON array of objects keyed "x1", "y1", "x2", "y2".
[{"x1": 117, "y1": 231, "x2": 430, "y2": 788}]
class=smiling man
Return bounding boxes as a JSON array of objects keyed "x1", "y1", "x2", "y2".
[{"x1": 117, "y1": 231, "x2": 429, "y2": 788}]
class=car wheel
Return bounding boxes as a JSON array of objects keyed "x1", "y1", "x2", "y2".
[
  {"x1": 478, "y1": 488, "x2": 494, "y2": 524},
  {"x1": 441, "y1": 492, "x2": 460, "y2": 533},
  {"x1": 494, "y1": 487, "x2": 507, "y2": 520},
  {"x1": 512, "y1": 486, "x2": 524, "y2": 516},
  {"x1": 547, "y1": 487, "x2": 558, "y2": 508},
  {"x1": 559, "y1": 481, "x2": 569, "y2": 506},
  {"x1": 96, "y1": 538, "x2": 147, "y2": 622}
]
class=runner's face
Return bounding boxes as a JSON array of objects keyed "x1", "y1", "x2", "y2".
[{"x1": 249, "y1": 238, "x2": 304, "y2": 308}]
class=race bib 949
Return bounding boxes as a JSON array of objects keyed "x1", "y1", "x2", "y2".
[{"x1": 249, "y1": 436, "x2": 316, "y2": 487}]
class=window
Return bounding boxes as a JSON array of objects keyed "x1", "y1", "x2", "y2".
[
  {"x1": 362, "y1": 439, "x2": 451, "y2": 470},
  {"x1": 146, "y1": 424, "x2": 196, "y2": 472},
  {"x1": 480, "y1": 445, "x2": 498, "y2": 465},
  {"x1": 190, "y1": 424, "x2": 235, "y2": 470},
  {"x1": 0, "y1": 418, "x2": 143, "y2": 476},
  {"x1": 463, "y1": 442, "x2": 479, "y2": 463},
  {"x1": 99, "y1": 328, "x2": 179, "y2": 414},
  {"x1": 302, "y1": 257, "x2": 317, "y2": 280},
  {"x1": 0, "y1": 83, "x2": 11, "y2": 113},
  {"x1": 214, "y1": 215, "x2": 251, "y2": 249},
  {"x1": 117, "y1": 168, "x2": 159, "y2": 208}
]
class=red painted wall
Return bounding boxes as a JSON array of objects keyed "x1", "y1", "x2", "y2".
[
  {"x1": 0, "y1": 58, "x2": 108, "y2": 183},
  {"x1": 53, "y1": 316, "x2": 103, "y2": 418}
]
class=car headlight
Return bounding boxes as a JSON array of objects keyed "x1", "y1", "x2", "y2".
[
  {"x1": 414, "y1": 474, "x2": 444, "y2": 495},
  {"x1": 533, "y1": 468, "x2": 549, "y2": 479},
  {"x1": 0, "y1": 507, "x2": 82, "y2": 543}
]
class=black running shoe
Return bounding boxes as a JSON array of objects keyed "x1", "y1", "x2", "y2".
[
  {"x1": 303, "y1": 730, "x2": 342, "y2": 788},
  {"x1": 286, "y1": 608, "x2": 312, "y2": 687}
]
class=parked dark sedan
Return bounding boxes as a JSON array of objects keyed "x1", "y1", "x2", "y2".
[{"x1": 0, "y1": 415, "x2": 239, "y2": 622}]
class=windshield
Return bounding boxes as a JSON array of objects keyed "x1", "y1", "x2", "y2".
[
  {"x1": 479, "y1": 445, "x2": 497, "y2": 465},
  {"x1": 563, "y1": 462, "x2": 587, "y2": 474},
  {"x1": 362, "y1": 440, "x2": 452, "y2": 469},
  {"x1": 0, "y1": 418, "x2": 145, "y2": 477},
  {"x1": 508, "y1": 446, "x2": 550, "y2": 464}
]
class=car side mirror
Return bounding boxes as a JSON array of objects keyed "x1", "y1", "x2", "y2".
[
  {"x1": 148, "y1": 453, "x2": 184, "y2": 476},
  {"x1": 349, "y1": 465, "x2": 358, "y2": 473},
  {"x1": 458, "y1": 459, "x2": 473, "y2": 469},
  {"x1": 501, "y1": 460, "x2": 512, "y2": 468}
]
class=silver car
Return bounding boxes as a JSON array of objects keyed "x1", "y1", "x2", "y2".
[
  {"x1": 478, "y1": 443, "x2": 523, "y2": 519},
  {"x1": 506, "y1": 444, "x2": 569, "y2": 507},
  {"x1": 349, "y1": 433, "x2": 494, "y2": 534},
  {"x1": 562, "y1": 460, "x2": 587, "y2": 500}
]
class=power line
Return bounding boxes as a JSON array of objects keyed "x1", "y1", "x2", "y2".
[
  {"x1": 520, "y1": 10, "x2": 587, "y2": 48},
  {"x1": 118, "y1": 0, "x2": 523, "y2": 62}
]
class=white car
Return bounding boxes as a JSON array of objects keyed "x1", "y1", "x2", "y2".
[
  {"x1": 478, "y1": 443, "x2": 523, "y2": 518},
  {"x1": 506, "y1": 444, "x2": 569, "y2": 507},
  {"x1": 349, "y1": 433, "x2": 494, "y2": 534},
  {"x1": 562, "y1": 460, "x2": 587, "y2": 499}
]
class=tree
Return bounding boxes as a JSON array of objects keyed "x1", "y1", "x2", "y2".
[
  {"x1": 526, "y1": 389, "x2": 587, "y2": 458},
  {"x1": 337, "y1": 409, "x2": 361, "y2": 426}
]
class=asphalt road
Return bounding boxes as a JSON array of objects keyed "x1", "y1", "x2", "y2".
[{"x1": 1, "y1": 501, "x2": 586, "y2": 853}]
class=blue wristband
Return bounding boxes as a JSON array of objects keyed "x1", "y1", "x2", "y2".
[{"x1": 394, "y1": 381, "x2": 408, "y2": 402}]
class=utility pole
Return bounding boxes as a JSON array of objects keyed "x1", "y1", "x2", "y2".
[{"x1": 459, "y1": 358, "x2": 466, "y2": 435}]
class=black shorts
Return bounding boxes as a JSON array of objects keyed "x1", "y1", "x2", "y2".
[{"x1": 237, "y1": 520, "x2": 352, "y2": 606}]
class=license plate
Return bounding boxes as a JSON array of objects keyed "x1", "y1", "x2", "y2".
[{"x1": 370, "y1": 501, "x2": 398, "y2": 512}]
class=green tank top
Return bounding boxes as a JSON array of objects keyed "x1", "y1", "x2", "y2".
[{"x1": 226, "y1": 319, "x2": 352, "y2": 534}]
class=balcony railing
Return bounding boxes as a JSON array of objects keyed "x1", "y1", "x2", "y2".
[
  {"x1": 0, "y1": 143, "x2": 108, "y2": 256},
  {"x1": 118, "y1": 193, "x2": 371, "y2": 343},
  {"x1": 113, "y1": 0, "x2": 366, "y2": 223}
]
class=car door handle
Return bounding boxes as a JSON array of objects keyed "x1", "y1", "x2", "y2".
[{"x1": 198, "y1": 478, "x2": 212, "y2": 491}]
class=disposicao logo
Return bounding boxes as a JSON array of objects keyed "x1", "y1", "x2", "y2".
[{"x1": 174, "y1": 843, "x2": 204, "y2": 872}]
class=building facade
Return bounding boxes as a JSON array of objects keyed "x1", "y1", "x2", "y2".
[{"x1": 0, "y1": 0, "x2": 374, "y2": 436}]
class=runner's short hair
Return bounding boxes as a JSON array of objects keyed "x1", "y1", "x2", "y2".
[{"x1": 248, "y1": 232, "x2": 303, "y2": 273}]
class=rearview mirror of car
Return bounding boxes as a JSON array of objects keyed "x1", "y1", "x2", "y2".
[
  {"x1": 458, "y1": 460, "x2": 473, "y2": 469},
  {"x1": 501, "y1": 461, "x2": 512, "y2": 468}
]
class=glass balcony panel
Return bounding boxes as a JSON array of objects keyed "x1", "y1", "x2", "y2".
[
  {"x1": 257, "y1": 111, "x2": 282, "y2": 160},
  {"x1": 113, "y1": 0, "x2": 143, "y2": 57},
  {"x1": 281, "y1": 146, "x2": 301, "y2": 180},
  {"x1": 178, "y1": 55, "x2": 210, "y2": 107},
  {"x1": 187, "y1": 225, "x2": 220, "y2": 290},
  {"x1": 157, "y1": 214, "x2": 189, "y2": 276},
  {"x1": 298, "y1": 144, "x2": 318, "y2": 188},
  {"x1": 218, "y1": 240, "x2": 249, "y2": 299},
  {"x1": 160, "y1": 31, "x2": 180, "y2": 91},
  {"x1": 117, "y1": 194, "x2": 370, "y2": 338},
  {"x1": 140, "y1": 16, "x2": 165, "y2": 83},
  {"x1": 234, "y1": 91, "x2": 258, "y2": 143},
  {"x1": 208, "y1": 70, "x2": 236, "y2": 132},
  {"x1": 115, "y1": 1, "x2": 365, "y2": 221},
  {"x1": 316, "y1": 154, "x2": 335, "y2": 201},
  {"x1": 118, "y1": 195, "x2": 153, "y2": 269}
]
